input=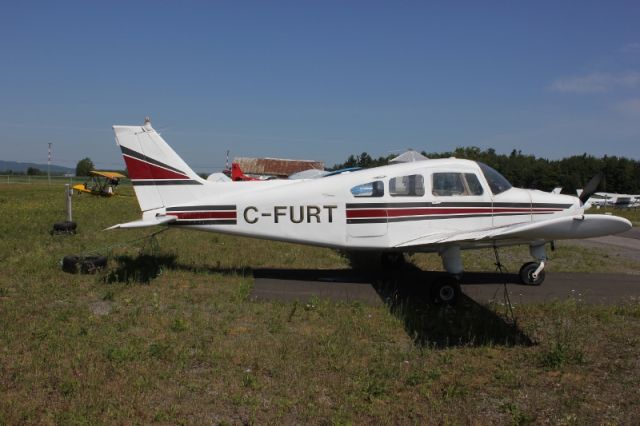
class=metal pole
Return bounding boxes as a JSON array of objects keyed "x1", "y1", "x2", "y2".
[
  {"x1": 65, "y1": 184, "x2": 73, "y2": 222},
  {"x1": 48, "y1": 142, "x2": 52, "y2": 185}
]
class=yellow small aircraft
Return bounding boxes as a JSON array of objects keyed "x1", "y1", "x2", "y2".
[{"x1": 73, "y1": 171, "x2": 126, "y2": 197}]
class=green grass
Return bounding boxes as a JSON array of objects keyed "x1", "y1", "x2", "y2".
[{"x1": 0, "y1": 183, "x2": 639, "y2": 424}]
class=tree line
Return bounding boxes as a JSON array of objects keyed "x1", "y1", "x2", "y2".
[
  {"x1": 1, "y1": 158, "x2": 124, "y2": 177},
  {"x1": 331, "y1": 147, "x2": 640, "y2": 194}
]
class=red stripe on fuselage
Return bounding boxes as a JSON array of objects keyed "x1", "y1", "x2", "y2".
[
  {"x1": 168, "y1": 211, "x2": 237, "y2": 220},
  {"x1": 123, "y1": 155, "x2": 189, "y2": 180},
  {"x1": 346, "y1": 207, "x2": 562, "y2": 218}
]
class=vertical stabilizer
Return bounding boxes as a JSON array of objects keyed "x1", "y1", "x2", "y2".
[{"x1": 113, "y1": 118, "x2": 207, "y2": 212}]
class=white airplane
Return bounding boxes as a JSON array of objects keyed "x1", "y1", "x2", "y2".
[
  {"x1": 576, "y1": 190, "x2": 640, "y2": 209},
  {"x1": 108, "y1": 119, "x2": 632, "y2": 303}
]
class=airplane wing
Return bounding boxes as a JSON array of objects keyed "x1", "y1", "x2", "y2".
[
  {"x1": 91, "y1": 171, "x2": 127, "y2": 179},
  {"x1": 106, "y1": 215, "x2": 176, "y2": 230},
  {"x1": 395, "y1": 214, "x2": 632, "y2": 248}
]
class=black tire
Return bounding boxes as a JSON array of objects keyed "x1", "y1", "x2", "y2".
[
  {"x1": 52, "y1": 221, "x2": 77, "y2": 235},
  {"x1": 431, "y1": 281, "x2": 461, "y2": 305},
  {"x1": 79, "y1": 256, "x2": 108, "y2": 274},
  {"x1": 380, "y1": 252, "x2": 406, "y2": 270},
  {"x1": 62, "y1": 255, "x2": 80, "y2": 273},
  {"x1": 519, "y1": 262, "x2": 545, "y2": 286}
]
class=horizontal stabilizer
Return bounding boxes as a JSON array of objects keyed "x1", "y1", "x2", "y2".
[{"x1": 106, "y1": 215, "x2": 176, "y2": 230}]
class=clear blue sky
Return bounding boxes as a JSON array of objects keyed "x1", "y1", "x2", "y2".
[{"x1": 1, "y1": 1, "x2": 639, "y2": 172}]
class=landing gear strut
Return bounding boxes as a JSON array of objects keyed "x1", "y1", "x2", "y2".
[
  {"x1": 432, "y1": 246, "x2": 463, "y2": 305},
  {"x1": 518, "y1": 243, "x2": 548, "y2": 286}
]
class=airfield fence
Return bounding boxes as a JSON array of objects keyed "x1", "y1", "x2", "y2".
[{"x1": 0, "y1": 175, "x2": 131, "y2": 186}]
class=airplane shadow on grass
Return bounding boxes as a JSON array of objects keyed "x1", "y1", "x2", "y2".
[
  {"x1": 103, "y1": 254, "x2": 532, "y2": 348},
  {"x1": 253, "y1": 264, "x2": 533, "y2": 349},
  {"x1": 371, "y1": 266, "x2": 533, "y2": 348},
  {"x1": 102, "y1": 253, "x2": 252, "y2": 284},
  {"x1": 103, "y1": 254, "x2": 179, "y2": 284}
]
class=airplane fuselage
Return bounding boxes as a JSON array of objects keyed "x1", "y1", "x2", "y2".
[{"x1": 154, "y1": 159, "x2": 580, "y2": 251}]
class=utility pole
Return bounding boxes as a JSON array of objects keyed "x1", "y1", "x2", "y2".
[{"x1": 48, "y1": 142, "x2": 52, "y2": 185}]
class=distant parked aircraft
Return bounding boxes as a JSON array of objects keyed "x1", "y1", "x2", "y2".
[
  {"x1": 73, "y1": 171, "x2": 126, "y2": 197},
  {"x1": 576, "y1": 190, "x2": 639, "y2": 209}
]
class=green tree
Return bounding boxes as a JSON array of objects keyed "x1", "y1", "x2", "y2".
[
  {"x1": 27, "y1": 167, "x2": 42, "y2": 176},
  {"x1": 332, "y1": 146, "x2": 640, "y2": 193},
  {"x1": 75, "y1": 157, "x2": 94, "y2": 177}
]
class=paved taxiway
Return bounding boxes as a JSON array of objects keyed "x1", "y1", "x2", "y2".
[
  {"x1": 566, "y1": 228, "x2": 640, "y2": 262},
  {"x1": 252, "y1": 270, "x2": 640, "y2": 306},
  {"x1": 252, "y1": 228, "x2": 640, "y2": 305}
]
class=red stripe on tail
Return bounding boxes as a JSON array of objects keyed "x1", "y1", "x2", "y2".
[{"x1": 124, "y1": 155, "x2": 189, "y2": 180}]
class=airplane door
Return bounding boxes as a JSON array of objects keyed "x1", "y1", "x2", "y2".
[{"x1": 430, "y1": 171, "x2": 493, "y2": 230}]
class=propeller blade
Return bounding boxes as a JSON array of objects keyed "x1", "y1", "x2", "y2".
[{"x1": 579, "y1": 172, "x2": 603, "y2": 204}]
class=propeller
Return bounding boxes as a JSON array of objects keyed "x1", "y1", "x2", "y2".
[{"x1": 579, "y1": 172, "x2": 603, "y2": 204}]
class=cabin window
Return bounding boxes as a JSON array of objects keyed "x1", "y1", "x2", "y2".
[
  {"x1": 432, "y1": 172, "x2": 484, "y2": 196},
  {"x1": 389, "y1": 174, "x2": 425, "y2": 197},
  {"x1": 351, "y1": 180, "x2": 384, "y2": 197}
]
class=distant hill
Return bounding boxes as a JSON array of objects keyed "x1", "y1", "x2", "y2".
[{"x1": 0, "y1": 160, "x2": 75, "y2": 175}]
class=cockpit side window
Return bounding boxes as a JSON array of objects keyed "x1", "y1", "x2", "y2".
[
  {"x1": 432, "y1": 172, "x2": 484, "y2": 196},
  {"x1": 350, "y1": 180, "x2": 384, "y2": 197},
  {"x1": 477, "y1": 162, "x2": 512, "y2": 195},
  {"x1": 389, "y1": 174, "x2": 425, "y2": 197},
  {"x1": 464, "y1": 173, "x2": 484, "y2": 195}
]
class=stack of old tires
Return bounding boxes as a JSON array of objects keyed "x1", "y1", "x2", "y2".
[{"x1": 51, "y1": 221, "x2": 77, "y2": 235}]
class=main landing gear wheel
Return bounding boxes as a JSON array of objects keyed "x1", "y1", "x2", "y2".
[
  {"x1": 519, "y1": 262, "x2": 545, "y2": 286},
  {"x1": 431, "y1": 280, "x2": 461, "y2": 305}
]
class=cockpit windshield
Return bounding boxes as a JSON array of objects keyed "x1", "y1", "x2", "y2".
[{"x1": 477, "y1": 162, "x2": 512, "y2": 195}]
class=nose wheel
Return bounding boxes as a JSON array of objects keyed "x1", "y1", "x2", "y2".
[{"x1": 519, "y1": 261, "x2": 545, "y2": 286}]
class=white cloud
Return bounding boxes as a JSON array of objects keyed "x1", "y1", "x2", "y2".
[
  {"x1": 550, "y1": 71, "x2": 640, "y2": 94},
  {"x1": 614, "y1": 98, "x2": 640, "y2": 116}
]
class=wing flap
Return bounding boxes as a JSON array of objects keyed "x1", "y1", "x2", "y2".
[{"x1": 394, "y1": 227, "x2": 505, "y2": 247}]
